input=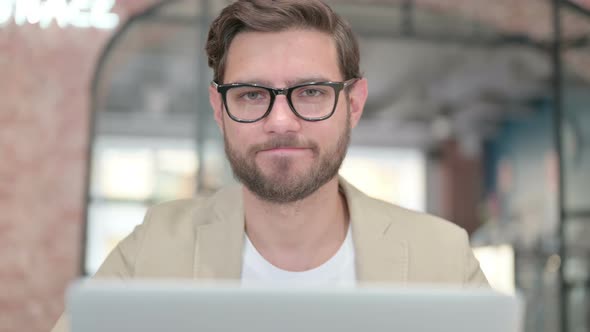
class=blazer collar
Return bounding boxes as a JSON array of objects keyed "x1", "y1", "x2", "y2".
[
  {"x1": 193, "y1": 177, "x2": 408, "y2": 284},
  {"x1": 193, "y1": 183, "x2": 245, "y2": 280},
  {"x1": 340, "y1": 178, "x2": 408, "y2": 284}
]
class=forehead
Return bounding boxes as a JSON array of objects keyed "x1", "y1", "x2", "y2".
[{"x1": 223, "y1": 29, "x2": 342, "y2": 85}]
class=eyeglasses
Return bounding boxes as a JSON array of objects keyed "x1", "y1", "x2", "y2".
[{"x1": 211, "y1": 78, "x2": 359, "y2": 123}]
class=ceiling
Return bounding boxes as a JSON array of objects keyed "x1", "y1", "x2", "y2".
[
  {"x1": 335, "y1": 0, "x2": 590, "y2": 78},
  {"x1": 94, "y1": 0, "x2": 590, "y2": 152}
]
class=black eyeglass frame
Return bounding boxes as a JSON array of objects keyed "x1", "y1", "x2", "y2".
[{"x1": 211, "y1": 78, "x2": 359, "y2": 123}]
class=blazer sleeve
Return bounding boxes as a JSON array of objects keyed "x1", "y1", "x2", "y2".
[
  {"x1": 49, "y1": 209, "x2": 152, "y2": 332},
  {"x1": 461, "y1": 229, "x2": 490, "y2": 287}
]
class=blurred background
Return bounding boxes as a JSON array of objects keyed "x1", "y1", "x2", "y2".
[{"x1": 1, "y1": 0, "x2": 589, "y2": 331}]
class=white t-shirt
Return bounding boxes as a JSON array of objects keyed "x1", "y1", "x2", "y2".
[{"x1": 241, "y1": 227, "x2": 356, "y2": 287}]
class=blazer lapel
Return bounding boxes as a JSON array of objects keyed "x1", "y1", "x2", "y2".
[
  {"x1": 341, "y1": 178, "x2": 409, "y2": 284},
  {"x1": 193, "y1": 184, "x2": 245, "y2": 280}
]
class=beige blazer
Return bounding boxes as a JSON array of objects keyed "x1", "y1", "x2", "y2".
[{"x1": 51, "y1": 177, "x2": 488, "y2": 332}]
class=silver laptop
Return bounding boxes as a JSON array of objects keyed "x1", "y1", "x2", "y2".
[{"x1": 67, "y1": 280, "x2": 523, "y2": 332}]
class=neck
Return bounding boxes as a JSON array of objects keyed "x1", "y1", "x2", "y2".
[{"x1": 243, "y1": 177, "x2": 349, "y2": 272}]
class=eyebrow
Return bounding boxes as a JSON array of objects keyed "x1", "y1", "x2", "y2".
[{"x1": 229, "y1": 76, "x2": 336, "y2": 87}]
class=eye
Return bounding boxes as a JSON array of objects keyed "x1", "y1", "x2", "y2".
[
  {"x1": 242, "y1": 91, "x2": 265, "y2": 100},
  {"x1": 234, "y1": 88, "x2": 269, "y2": 102},
  {"x1": 300, "y1": 88, "x2": 324, "y2": 97}
]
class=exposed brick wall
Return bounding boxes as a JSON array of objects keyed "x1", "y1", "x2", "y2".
[
  {"x1": 439, "y1": 140, "x2": 483, "y2": 235},
  {"x1": 0, "y1": 2, "x2": 158, "y2": 332}
]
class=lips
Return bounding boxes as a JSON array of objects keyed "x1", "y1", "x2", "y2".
[
  {"x1": 249, "y1": 136, "x2": 318, "y2": 155},
  {"x1": 260, "y1": 147, "x2": 307, "y2": 152},
  {"x1": 260, "y1": 146, "x2": 309, "y2": 151}
]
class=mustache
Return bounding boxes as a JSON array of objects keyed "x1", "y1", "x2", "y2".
[{"x1": 249, "y1": 136, "x2": 318, "y2": 153}]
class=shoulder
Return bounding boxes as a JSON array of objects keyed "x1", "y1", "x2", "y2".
[
  {"x1": 343, "y1": 178, "x2": 468, "y2": 244},
  {"x1": 146, "y1": 197, "x2": 208, "y2": 222},
  {"x1": 343, "y1": 179, "x2": 472, "y2": 272},
  {"x1": 360, "y1": 196, "x2": 478, "y2": 283},
  {"x1": 380, "y1": 199, "x2": 467, "y2": 240},
  {"x1": 142, "y1": 184, "x2": 242, "y2": 231},
  {"x1": 115, "y1": 186, "x2": 242, "y2": 277},
  {"x1": 372, "y1": 196, "x2": 468, "y2": 245},
  {"x1": 140, "y1": 197, "x2": 205, "y2": 233}
]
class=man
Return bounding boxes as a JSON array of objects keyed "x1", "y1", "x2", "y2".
[{"x1": 51, "y1": 0, "x2": 487, "y2": 331}]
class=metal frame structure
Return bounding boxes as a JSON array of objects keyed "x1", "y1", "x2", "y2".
[
  {"x1": 553, "y1": 1, "x2": 590, "y2": 331},
  {"x1": 80, "y1": 0, "x2": 176, "y2": 279},
  {"x1": 551, "y1": 1, "x2": 566, "y2": 331}
]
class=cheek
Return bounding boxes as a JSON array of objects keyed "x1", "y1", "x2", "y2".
[
  {"x1": 224, "y1": 122, "x2": 257, "y2": 147},
  {"x1": 303, "y1": 122, "x2": 340, "y2": 148}
]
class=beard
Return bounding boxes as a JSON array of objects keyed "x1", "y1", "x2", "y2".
[{"x1": 223, "y1": 113, "x2": 351, "y2": 204}]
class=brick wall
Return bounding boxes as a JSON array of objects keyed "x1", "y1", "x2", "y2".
[
  {"x1": 439, "y1": 140, "x2": 483, "y2": 235},
  {"x1": 0, "y1": 2, "x2": 156, "y2": 332}
]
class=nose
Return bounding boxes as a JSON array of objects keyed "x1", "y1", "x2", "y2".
[{"x1": 261, "y1": 95, "x2": 302, "y2": 134}]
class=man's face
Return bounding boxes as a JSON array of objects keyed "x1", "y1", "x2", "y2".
[{"x1": 209, "y1": 29, "x2": 367, "y2": 203}]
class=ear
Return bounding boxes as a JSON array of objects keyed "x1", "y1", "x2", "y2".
[
  {"x1": 348, "y1": 78, "x2": 368, "y2": 129},
  {"x1": 209, "y1": 84, "x2": 224, "y2": 132}
]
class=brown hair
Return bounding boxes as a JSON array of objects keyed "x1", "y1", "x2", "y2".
[{"x1": 206, "y1": 0, "x2": 361, "y2": 83}]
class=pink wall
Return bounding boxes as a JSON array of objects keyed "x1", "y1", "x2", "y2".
[{"x1": 0, "y1": 2, "x2": 156, "y2": 331}]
